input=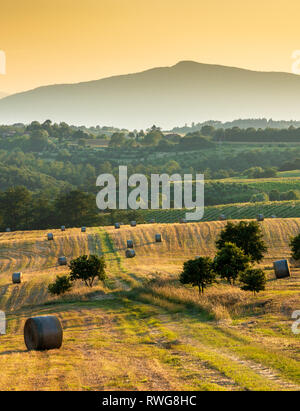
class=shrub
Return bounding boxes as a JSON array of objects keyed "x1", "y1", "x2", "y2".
[
  {"x1": 239, "y1": 268, "x2": 266, "y2": 295},
  {"x1": 69, "y1": 254, "x2": 106, "y2": 287},
  {"x1": 179, "y1": 256, "x2": 216, "y2": 295},
  {"x1": 48, "y1": 275, "x2": 73, "y2": 296}
]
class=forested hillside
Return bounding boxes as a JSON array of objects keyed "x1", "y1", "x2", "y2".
[{"x1": 1, "y1": 120, "x2": 300, "y2": 230}]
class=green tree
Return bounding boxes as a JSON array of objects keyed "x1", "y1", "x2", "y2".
[
  {"x1": 48, "y1": 275, "x2": 73, "y2": 296},
  {"x1": 30, "y1": 129, "x2": 49, "y2": 151},
  {"x1": 200, "y1": 125, "x2": 215, "y2": 136},
  {"x1": 290, "y1": 233, "x2": 300, "y2": 260},
  {"x1": 216, "y1": 221, "x2": 267, "y2": 263},
  {"x1": 69, "y1": 255, "x2": 106, "y2": 287},
  {"x1": 165, "y1": 160, "x2": 181, "y2": 174},
  {"x1": 58, "y1": 122, "x2": 73, "y2": 140},
  {"x1": 42, "y1": 119, "x2": 52, "y2": 134},
  {"x1": 239, "y1": 268, "x2": 266, "y2": 295},
  {"x1": 269, "y1": 189, "x2": 280, "y2": 201},
  {"x1": 214, "y1": 242, "x2": 250, "y2": 285},
  {"x1": 73, "y1": 129, "x2": 89, "y2": 140},
  {"x1": 179, "y1": 256, "x2": 216, "y2": 294},
  {"x1": 280, "y1": 190, "x2": 300, "y2": 201},
  {"x1": 143, "y1": 129, "x2": 163, "y2": 146},
  {"x1": 109, "y1": 133, "x2": 126, "y2": 147}
]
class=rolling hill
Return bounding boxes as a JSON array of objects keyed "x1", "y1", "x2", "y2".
[
  {"x1": 1, "y1": 61, "x2": 300, "y2": 128},
  {"x1": 0, "y1": 220, "x2": 299, "y2": 390}
]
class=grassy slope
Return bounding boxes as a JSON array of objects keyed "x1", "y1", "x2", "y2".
[{"x1": 0, "y1": 221, "x2": 299, "y2": 391}]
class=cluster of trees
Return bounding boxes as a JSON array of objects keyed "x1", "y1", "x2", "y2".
[
  {"x1": 0, "y1": 186, "x2": 148, "y2": 231},
  {"x1": 279, "y1": 158, "x2": 300, "y2": 172},
  {"x1": 2, "y1": 121, "x2": 300, "y2": 217},
  {"x1": 108, "y1": 126, "x2": 214, "y2": 150},
  {"x1": 269, "y1": 189, "x2": 300, "y2": 201},
  {"x1": 243, "y1": 167, "x2": 277, "y2": 179},
  {"x1": 0, "y1": 121, "x2": 129, "y2": 141},
  {"x1": 214, "y1": 126, "x2": 300, "y2": 143},
  {"x1": 1, "y1": 179, "x2": 299, "y2": 233},
  {"x1": 0, "y1": 187, "x2": 100, "y2": 230},
  {"x1": 171, "y1": 122, "x2": 300, "y2": 143},
  {"x1": 171, "y1": 119, "x2": 300, "y2": 134},
  {"x1": 180, "y1": 221, "x2": 267, "y2": 295}
]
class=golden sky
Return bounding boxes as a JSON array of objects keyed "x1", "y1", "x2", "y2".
[{"x1": 0, "y1": 0, "x2": 300, "y2": 93}]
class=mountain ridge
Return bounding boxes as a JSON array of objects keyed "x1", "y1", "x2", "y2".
[{"x1": 0, "y1": 61, "x2": 300, "y2": 128}]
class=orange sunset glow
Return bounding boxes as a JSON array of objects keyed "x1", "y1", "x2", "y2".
[{"x1": 0, "y1": 0, "x2": 300, "y2": 94}]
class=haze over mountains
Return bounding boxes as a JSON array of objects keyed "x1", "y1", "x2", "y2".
[
  {"x1": 0, "y1": 92, "x2": 8, "y2": 99},
  {"x1": 0, "y1": 61, "x2": 300, "y2": 129}
]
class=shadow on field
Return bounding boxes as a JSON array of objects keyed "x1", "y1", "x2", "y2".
[{"x1": 0, "y1": 349, "x2": 28, "y2": 356}]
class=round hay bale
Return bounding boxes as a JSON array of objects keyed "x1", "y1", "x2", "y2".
[
  {"x1": 271, "y1": 215, "x2": 276, "y2": 219},
  {"x1": 155, "y1": 234, "x2": 162, "y2": 243},
  {"x1": 127, "y1": 240, "x2": 134, "y2": 248},
  {"x1": 58, "y1": 256, "x2": 67, "y2": 266},
  {"x1": 61, "y1": 225, "x2": 66, "y2": 231},
  {"x1": 130, "y1": 221, "x2": 137, "y2": 227},
  {"x1": 24, "y1": 315, "x2": 63, "y2": 351},
  {"x1": 219, "y1": 214, "x2": 226, "y2": 221},
  {"x1": 12, "y1": 272, "x2": 22, "y2": 284},
  {"x1": 114, "y1": 223, "x2": 120, "y2": 229},
  {"x1": 273, "y1": 259, "x2": 291, "y2": 279},
  {"x1": 6, "y1": 227, "x2": 11, "y2": 232},
  {"x1": 125, "y1": 249, "x2": 136, "y2": 258},
  {"x1": 149, "y1": 219, "x2": 155, "y2": 224},
  {"x1": 47, "y1": 233, "x2": 54, "y2": 241},
  {"x1": 257, "y1": 214, "x2": 264, "y2": 221},
  {"x1": 81, "y1": 227, "x2": 86, "y2": 233},
  {"x1": 180, "y1": 218, "x2": 187, "y2": 223}
]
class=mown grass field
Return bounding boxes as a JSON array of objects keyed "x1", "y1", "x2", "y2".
[{"x1": 0, "y1": 220, "x2": 299, "y2": 391}]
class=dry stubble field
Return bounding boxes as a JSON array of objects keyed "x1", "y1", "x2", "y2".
[{"x1": 0, "y1": 219, "x2": 299, "y2": 391}]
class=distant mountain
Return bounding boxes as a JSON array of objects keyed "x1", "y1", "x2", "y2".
[
  {"x1": 0, "y1": 92, "x2": 8, "y2": 99},
  {"x1": 0, "y1": 61, "x2": 300, "y2": 129}
]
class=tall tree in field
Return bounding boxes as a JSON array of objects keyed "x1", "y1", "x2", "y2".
[
  {"x1": 216, "y1": 221, "x2": 267, "y2": 263},
  {"x1": 180, "y1": 256, "x2": 216, "y2": 295},
  {"x1": 69, "y1": 255, "x2": 106, "y2": 287}
]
